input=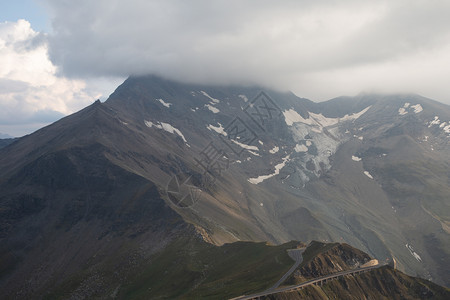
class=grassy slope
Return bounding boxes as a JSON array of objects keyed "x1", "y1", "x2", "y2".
[
  {"x1": 121, "y1": 237, "x2": 301, "y2": 299},
  {"x1": 298, "y1": 241, "x2": 339, "y2": 268}
]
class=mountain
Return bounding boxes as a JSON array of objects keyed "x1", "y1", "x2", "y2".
[
  {"x1": 269, "y1": 241, "x2": 450, "y2": 300},
  {"x1": 0, "y1": 75, "x2": 449, "y2": 297},
  {"x1": 0, "y1": 133, "x2": 14, "y2": 139},
  {"x1": 0, "y1": 138, "x2": 17, "y2": 149}
]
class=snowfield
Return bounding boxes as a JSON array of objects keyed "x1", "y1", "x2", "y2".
[
  {"x1": 283, "y1": 106, "x2": 371, "y2": 128},
  {"x1": 232, "y1": 139, "x2": 259, "y2": 151},
  {"x1": 399, "y1": 103, "x2": 423, "y2": 115},
  {"x1": 201, "y1": 91, "x2": 220, "y2": 103},
  {"x1": 205, "y1": 104, "x2": 220, "y2": 113},
  {"x1": 248, "y1": 155, "x2": 291, "y2": 184},
  {"x1": 207, "y1": 123, "x2": 227, "y2": 136},
  {"x1": 411, "y1": 104, "x2": 423, "y2": 113},
  {"x1": 145, "y1": 120, "x2": 189, "y2": 146},
  {"x1": 294, "y1": 144, "x2": 308, "y2": 152},
  {"x1": 156, "y1": 98, "x2": 172, "y2": 108},
  {"x1": 269, "y1": 146, "x2": 279, "y2": 154},
  {"x1": 364, "y1": 171, "x2": 373, "y2": 179}
]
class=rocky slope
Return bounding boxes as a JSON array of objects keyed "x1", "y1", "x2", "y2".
[
  {"x1": 270, "y1": 266, "x2": 450, "y2": 300},
  {"x1": 0, "y1": 75, "x2": 449, "y2": 297},
  {"x1": 270, "y1": 241, "x2": 450, "y2": 300},
  {"x1": 286, "y1": 241, "x2": 372, "y2": 284},
  {"x1": 0, "y1": 138, "x2": 17, "y2": 149}
]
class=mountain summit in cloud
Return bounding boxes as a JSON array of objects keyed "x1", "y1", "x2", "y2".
[
  {"x1": 45, "y1": 0, "x2": 450, "y2": 103},
  {"x1": 0, "y1": 76, "x2": 449, "y2": 298}
]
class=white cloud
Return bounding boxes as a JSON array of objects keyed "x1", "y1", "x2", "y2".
[
  {"x1": 3, "y1": 1, "x2": 450, "y2": 136},
  {"x1": 0, "y1": 19, "x2": 122, "y2": 136},
  {"x1": 43, "y1": 0, "x2": 450, "y2": 104}
]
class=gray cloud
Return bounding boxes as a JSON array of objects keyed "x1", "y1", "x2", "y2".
[
  {"x1": 0, "y1": 106, "x2": 64, "y2": 127},
  {"x1": 0, "y1": 78, "x2": 30, "y2": 93},
  {"x1": 13, "y1": 32, "x2": 48, "y2": 52},
  {"x1": 45, "y1": 0, "x2": 450, "y2": 103}
]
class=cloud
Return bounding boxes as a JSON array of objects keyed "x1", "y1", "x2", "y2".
[
  {"x1": 44, "y1": 0, "x2": 450, "y2": 104},
  {"x1": 2, "y1": 1, "x2": 450, "y2": 138},
  {"x1": 0, "y1": 19, "x2": 121, "y2": 136}
]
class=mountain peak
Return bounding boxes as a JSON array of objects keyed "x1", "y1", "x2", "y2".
[{"x1": 1, "y1": 76, "x2": 449, "y2": 297}]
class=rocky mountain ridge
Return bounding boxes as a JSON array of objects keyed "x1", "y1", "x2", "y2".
[{"x1": 0, "y1": 75, "x2": 449, "y2": 297}]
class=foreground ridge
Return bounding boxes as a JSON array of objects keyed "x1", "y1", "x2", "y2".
[{"x1": 231, "y1": 264, "x2": 385, "y2": 300}]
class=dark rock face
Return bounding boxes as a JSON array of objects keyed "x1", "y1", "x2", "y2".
[
  {"x1": 0, "y1": 105, "x2": 187, "y2": 298},
  {"x1": 297, "y1": 243, "x2": 371, "y2": 279}
]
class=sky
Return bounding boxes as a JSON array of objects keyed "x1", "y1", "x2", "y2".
[{"x1": 1, "y1": 0, "x2": 450, "y2": 137}]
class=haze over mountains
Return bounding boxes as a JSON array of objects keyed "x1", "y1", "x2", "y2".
[{"x1": 0, "y1": 75, "x2": 449, "y2": 298}]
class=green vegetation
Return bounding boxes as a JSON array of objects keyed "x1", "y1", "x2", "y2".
[
  {"x1": 121, "y1": 237, "x2": 299, "y2": 299},
  {"x1": 299, "y1": 241, "x2": 338, "y2": 267}
]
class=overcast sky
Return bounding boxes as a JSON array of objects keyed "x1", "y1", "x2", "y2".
[{"x1": 1, "y1": 0, "x2": 450, "y2": 136}]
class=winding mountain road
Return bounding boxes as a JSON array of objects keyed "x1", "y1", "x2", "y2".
[
  {"x1": 266, "y1": 248, "x2": 305, "y2": 291},
  {"x1": 231, "y1": 262, "x2": 385, "y2": 300}
]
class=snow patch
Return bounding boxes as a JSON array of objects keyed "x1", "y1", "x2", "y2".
[
  {"x1": 207, "y1": 123, "x2": 227, "y2": 136},
  {"x1": 283, "y1": 106, "x2": 371, "y2": 128},
  {"x1": 352, "y1": 155, "x2": 362, "y2": 161},
  {"x1": 205, "y1": 104, "x2": 219, "y2": 113},
  {"x1": 310, "y1": 106, "x2": 372, "y2": 127},
  {"x1": 232, "y1": 139, "x2": 259, "y2": 151},
  {"x1": 248, "y1": 150, "x2": 260, "y2": 156},
  {"x1": 427, "y1": 116, "x2": 450, "y2": 134},
  {"x1": 269, "y1": 146, "x2": 279, "y2": 154},
  {"x1": 145, "y1": 120, "x2": 189, "y2": 146},
  {"x1": 200, "y1": 91, "x2": 220, "y2": 103},
  {"x1": 444, "y1": 124, "x2": 450, "y2": 134},
  {"x1": 406, "y1": 244, "x2": 422, "y2": 262},
  {"x1": 283, "y1": 109, "x2": 312, "y2": 126},
  {"x1": 400, "y1": 103, "x2": 422, "y2": 115},
  {"x1": 294, "y1": 144, "x2": 308, "y2": 152},
  {"x1": 282, "y1": 106, "x2": 370, "y2": 187},
  {"x1": 144, "y1": 120, "x2": 156, "y2": 128},
  {"x1": 364, "y1": 171, "x2": 373, "y2": 179},
  {"x1": 156, "y1": 98, "x2": 171, "y2": 108},
  {"x1": 398, "y1": 107, "x2": 408, "y2": 115},
  {"x1": 248, "y1": 155, "x2": 291, "y2": 184},
  {"x1": 411, "y1": 104, "x2": 423, "y2": 113},
  {"x1": 238, "y1": 94, "x2": 248, "y2": 102},
  {"x1": 428, "y1": 116, "x2": 440, "y2": 127}
]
